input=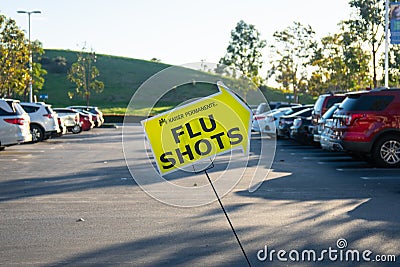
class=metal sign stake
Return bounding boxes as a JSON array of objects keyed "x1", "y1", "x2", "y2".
[{"x1": 203, "y1": 168, "x2": 252, "y2": 267}]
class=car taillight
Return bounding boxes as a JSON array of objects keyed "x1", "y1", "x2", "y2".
[
  {"x1": 344, "y1": 113, "x2": 364, "y2": 126},
  {"x1": 75, "y1": 114, "x2": 80, "y2": 122},
  {"x1": 4, "y1": 118, "x2": 25, "y2": 125},
  {"x1": 43, "y1": 113, "x2": 53, "y2": 119},
  {"x1": 255, "y1": 115, "x2": 265, "y2": 121}
]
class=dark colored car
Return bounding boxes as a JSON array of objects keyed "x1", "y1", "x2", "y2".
[
  {"x1": 290, "y1": 116, "x2": 315, "y2": 145},
  {"x1": 277, "y1": 108, "x2": 314, "y2": 139},
  {"x1": 330, "y1": 88, "x2": 400, "y2": 167}
]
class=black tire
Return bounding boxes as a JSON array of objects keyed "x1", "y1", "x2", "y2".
[
  {"x1": 372, "y1": 134, "x2": 400, "y2": 167},
  {"x1": 71, "y1": 125, "x2": 82, "y2": 134},
  {"x1": 31, "y1": 124, "x2": 44, "y2": 143}
]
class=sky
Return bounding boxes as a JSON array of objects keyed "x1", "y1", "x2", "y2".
[{"x1": 2, "y1": 0, "x2": 353, "y2": 69}]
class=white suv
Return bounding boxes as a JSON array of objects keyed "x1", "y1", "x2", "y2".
[
  {"x1": 20, "y1": 102, "x2": 60, "y2": 142},
  {"x1": 0, "y1": 99, "x2": 32, "y2": 149}
]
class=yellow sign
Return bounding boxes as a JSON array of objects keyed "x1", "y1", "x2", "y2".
[{"x1": 141, "y1": 81, "x2": 252, "y2": 175}]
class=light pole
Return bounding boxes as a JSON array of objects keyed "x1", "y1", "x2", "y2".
[{"x1": 17, "y1": 10, "x2": 41, "y2": 103}]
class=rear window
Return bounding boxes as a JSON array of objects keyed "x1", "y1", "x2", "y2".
[
  {"x1": 313, "y1": 95, "x2": 345, "y2": 114},
  {"x1": 21, "y1": 105, "x2": 39, "y2": 113},
  {"x1": 326, "y1": 97, "x2": 345, "y2": 110},
  {"x1": 339, "y1": 95, "x2": 394, "y2": 111},
  {"x1": 55, "y1": 109, "x2": 75, "y2": 114},
  {"x1": 0, "y1": 101, "x2": 25, "y2": 115}
]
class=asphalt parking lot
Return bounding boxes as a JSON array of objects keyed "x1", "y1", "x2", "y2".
[{"x1": 0, "y1": 125, "x2": 399, "y2": 266}]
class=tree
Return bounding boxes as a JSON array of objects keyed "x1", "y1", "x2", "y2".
[
  {"x1": 269, "y1": 22, "x2": 317, "y2": 101},
  {"x1": 219, "y1": 20, "x2": 266, "y2": 87},
  {"x1": 387, "y1": 45, "x2": 400, "y2": 86},
  {"x1": 345, "y1": 0, "x2": 385, "y2": 88},
  {"x1": 67, "y1": 45, "x2": 104, "y2": 106},
  {"x1": 21, "y1": 40, "x2": 47, "y2": 99},
  {"x1": 0, "y1": 14, "x2": 30, "y2": 98},
  {"x1": 0, "y1": 15, "x2": 47, "y2": 100},
  {"x1": 309, "y1": 23, "x2": 370, "y2": 95}
]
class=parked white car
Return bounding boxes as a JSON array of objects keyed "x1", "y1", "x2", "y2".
[
  {"x1": 53, "y1": 108, "x2": 82, "y2": 134},
  {"x1": 67, "y1": 106, "x2": 104, "y2": 127},
  {"x1": 0, "y1": 99, "x2": 32, "y2": 149},
  {"x1": 20, "y1": 102, "x2": 60, "y2": 142},
  {"x1": 252, "y1": 105, "x2": 315, "y2": 135},
  {"x1": 252, "y1": 107, "x2": 291, "y2": 133}
]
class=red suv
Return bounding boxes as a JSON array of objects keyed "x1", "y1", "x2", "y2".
[{"x1": 331, "y1": 88, "x2": 400, "y2": 167}]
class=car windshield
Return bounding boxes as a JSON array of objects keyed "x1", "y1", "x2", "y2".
[{"x1": 326, "y1": 97, "x2": 345, "y2": 110}]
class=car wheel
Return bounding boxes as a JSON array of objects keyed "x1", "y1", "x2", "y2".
[
  {"x1": 372, "y1": 135, "x2": 400, "y2": 167},
  {"x1": 71, "y1": 125, "x2": 82, "y2": 134},
  {"x1": 31, "y1": 124, "x2": 44, "y2": 142}
]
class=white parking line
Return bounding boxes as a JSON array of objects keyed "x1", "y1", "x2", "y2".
[
  {"x1": 361, "y1": 176, "x2": 400, "y2": 180},
  {"x1": 280, "y1": 148, "x2": 322, "y2": 152},
  {"x1": 303, "y1": 156, "x2": 352, "y2": 160},
  {"x1": 318, "y1": 161, "x2": 366, "y2": 165},
  {"x1": 337, "y1": 168, "x2": 400, "y2": 172},
  {"x1": 291, "y1": 152, "x2": 345, "y2": 156}
]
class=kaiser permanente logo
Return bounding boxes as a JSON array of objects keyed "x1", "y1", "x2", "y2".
[
  {"x1": 158, "y1": 102, "x2": 218, "y2": 127},
  {"x1": 257, "y1": 239, "x2": 397, "y2": 263}
]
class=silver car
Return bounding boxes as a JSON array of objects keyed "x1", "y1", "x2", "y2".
[
  {"x1": 0, "y1": 99, "x2": 32, "y2": 149},
  {"x1": 20, "y1": 102, "x2": 60, "y2": 142}
]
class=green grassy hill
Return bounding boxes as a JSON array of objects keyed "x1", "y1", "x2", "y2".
[
  {"x1": 40, "y1": 49, "x2": 171, "y2": 113},
  {"x1": 40, "y1": 49, "x2": 314, "y2": 114}
]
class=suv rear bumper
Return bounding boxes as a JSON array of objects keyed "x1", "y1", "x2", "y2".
[{"x1": 342, "y1": 140, "x2": 371, "y2": 153}]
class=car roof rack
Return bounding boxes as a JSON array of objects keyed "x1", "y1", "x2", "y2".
[{"x1": 370, "y1": 87, "x2": 389, "y2": 91}]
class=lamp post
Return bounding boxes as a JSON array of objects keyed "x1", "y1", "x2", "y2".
[
  {"x1": 17, "y1": 10, "x2": 41, "y2": 103},
  {"x1": 384, "y1": 0, "x2": 389, "y2": 88}
]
